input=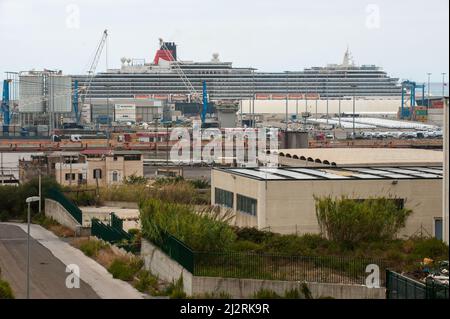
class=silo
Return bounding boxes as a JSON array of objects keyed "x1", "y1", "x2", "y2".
[
  {"x1": 19, "y1": 75, "x2": 45, "y2": 113},
  {"x1": 48, "y1": 75, "x2": 72, "y2": 113}
]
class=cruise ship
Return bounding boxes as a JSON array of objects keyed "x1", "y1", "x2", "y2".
[{"x1": 72, "y1": 42, "x2": 402, "y2": 102}]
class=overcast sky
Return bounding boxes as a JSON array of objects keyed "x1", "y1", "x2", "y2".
[{"x1": 0, "y1": 0, "x2": 448, "y2": 83}]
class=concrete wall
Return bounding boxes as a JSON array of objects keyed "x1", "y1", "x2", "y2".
[
  {"x1": 141, "y1": 239, "x2": 193, "y2": 294},
  {"x1": 45, "y1": 198, "x2": 80, "y2": 231},
  {"x1": 141, "y1": 239, "x2": 385, "y2": 299},
  {"x1": 44, "y1": 198, "x2": 89, "y2": 236},
  {"x1": 211, "y1": 169, "x2": 443, "y2": 237},
  {"x1": 191, "y1": 276, "x2": 385, "y2": 299}
]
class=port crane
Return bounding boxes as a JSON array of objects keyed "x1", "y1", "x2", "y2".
[
  {"x1": 401, "y1": 80, "x2": 425, "y2": 120},
  {"x1": 1, "y1": 79, "x2": 11, "y2": 134},
  {"x1": 75, "y1": 29, "x2": 108, "y2": 124},
  {"x1": 159, "y1": 39, "x2": 209, "y2": 127}
]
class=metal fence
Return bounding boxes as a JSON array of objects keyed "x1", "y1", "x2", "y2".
[
  {"x1": 153, "y1": 230, "x2": 386, "y2": 285},
  {"x1": 47, "y1": 188, "x2": 82, "y2": 224},
  {"x1": 386, "y1": 270, "x2": 449, "y2": 299},
  {"x1": 91, "y1": 216, "x2": 138, "y2": 253}
]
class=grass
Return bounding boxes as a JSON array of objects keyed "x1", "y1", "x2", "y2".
[
  {"x1": 133, "y1": 270, "x2": 159, "y2": 293},
  {"x1": 252, "y1": 284, "x2": 312, "y2": 299},
  {"x1": 140, "y1": 199, "x2": 235, "y2": 252},
  {"x1": 107, "y1": 257, "x2": 144, "y2": 281},
  {"x1": 33, "y1": 214, "x2": 75, "y2": 238},
  {"x1": 163, "y1": 277, "x2": 186, "y2": 299},
  {"x1": 72, "y1": 238, "x2": 109, "y2": 258}
]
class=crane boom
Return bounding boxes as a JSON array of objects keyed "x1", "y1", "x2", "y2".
[
  {"x1": 77, "y1": 29, "x2": 108, "y2": 122},
  {"x1": 159, "y1": 38, "x2": 200, "y2": 101}
]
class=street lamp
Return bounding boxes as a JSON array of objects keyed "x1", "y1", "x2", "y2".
[{"x1": 25, "y1": 196, "x2": 40, "y2": 299}]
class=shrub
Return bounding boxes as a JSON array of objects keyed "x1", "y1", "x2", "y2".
[
  {"x1": 0, "y1": 177, "x2": 60, "y2": 221},
  {"x1": 233, "y1": 227, "x2": 275, "y2": 244},
  {"x1": 411, "y1": 238, "x2": 449, "y2": 260},
  {"x1": 79, "y1": 239, "x2": 108, "y2": 257},
  {"x1": 164, "y1": 277, "x2": 186, "y2": 299},
  {"x1": 140, "y1": 199, "x2": 236, "y2": 251},
  {"x1": 315, "y1": 196, "x2": 412, "y2": 247},
  {"x1": 133, "y1": 270, "x2": 158, "y2": 293},
  {"x1": 108, "y1": 257, "x2": 144, "y2": 281},
  {"x1": 125, "y1": 174, "x2": 149, "y2": 185},
  {"x1": 0, "y1": 268, "x2": 14, "y2": 299},
  {"x1": 189, "y1": 179, "x2": 210, "y2": 189},
  {"x1": 253, "y1": 289, "x2": 281, "y2": 299},
  {"x1": 0, "y1": 280, "x2": 14, "y2": 299}
]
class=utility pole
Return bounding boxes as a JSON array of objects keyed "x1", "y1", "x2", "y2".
[
  {"x1": 1, "y1": 152, "x2": 3, "y2": 185},
  {"x1": 38, "y1": 171, "x2": 42, "y2": 213},
  {"x1": 326, "y1": 75, "x2": 329, "y2": 125},
  {"x1": 352, "y1": 85, "x2": 357, "y2": 139},
  {"x1": 338, "y1": 98, "x2": 342, "y2": 128},
  {"x1": 166, "y1": 124, "x2": 169, "y2": 167},
  {"x1": 285, "y1": 71, "x2": 289, "y2": 132},
  {"x1": 443, "y1": 73, "x2": 447, "y2": 98},
  {"x1": 427, "y1": 73, "x2": 432, "y2": 109}
]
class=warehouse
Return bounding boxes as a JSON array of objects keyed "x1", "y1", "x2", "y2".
[
  {"x1": 211, "y1": 166, "x2": 443, "y2": 239},
  {"x1": 273, "y1": 148, "x2": 443, "y2": 167}
]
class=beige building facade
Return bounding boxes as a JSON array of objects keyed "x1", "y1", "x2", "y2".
[
  {"x1": 211, "y1": 166, "x2": 443, "y2": 239},
  {"x1": 55, "y1": 150, "x2": 144, "y2": 186}
]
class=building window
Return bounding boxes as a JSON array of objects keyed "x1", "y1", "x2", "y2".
[
  {"x1": 434, "y1": 218, "x2": 443, "y2": 241},
  {"x1": 215, "y1": 188, "x2": 233, "y2": 208},
  {"x1": 124, "y1": 154, "x2": 141, "y2": 161},
  {"x1": 93, "y1": 169, "x2": 102, "y2": 179},
  {"x1": 237, "y1": 194, "x2": 257, "y2": 216},
  {"x1": 65, "y1": 173, "x2": 75, "y2": 181},
  {"x1": 112, "y1": 171, "x2": 118, "y2": 182}
]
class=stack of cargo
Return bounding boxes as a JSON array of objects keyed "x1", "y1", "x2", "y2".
[{"x1": 414, "y1": 106, "x2": 428, "y2": 122}]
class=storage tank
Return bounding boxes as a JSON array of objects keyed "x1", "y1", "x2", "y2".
[
  {"x1": 48, "y1": 75, "x2": 72, "y2": 113},
  {"x1": 19, "y1": 75, "x2": 45, "y2": 113}
]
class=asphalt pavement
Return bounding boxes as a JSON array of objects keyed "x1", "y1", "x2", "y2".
[{"x1": 0, "y1": 223, "x2": 99, "y2": 299}]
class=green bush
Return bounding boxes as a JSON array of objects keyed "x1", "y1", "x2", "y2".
[
  {"x1": 0, "y1": 177, "x2": 61, "y2": 221},
  {"x1": 315, "y1": 196, "x2": 412, "y2": 247},
  {"x1": 253, "y1": 289, "x2": 281, "y2": 299},
  {"x1": 189, "y1": 179, "x2": 210, "y2": 189},
  {"x1": 140, "y1": 199, "x2": 236, "y2": 251},
  {"x1": 133, "y1": 270, "x2": 158, "y2": 293},
  {"x1": 0, "y1": 268, "x2": 14, "y2": 299},
  {"x1": 164, "y1": 277, "x2": 186, "y2": 299},
  {"x1": 79, "y1": 240, "x2": 108, "y2": 257},
  {"x1": 411, "y1": 238, "x2": 449, "y2": 260},
  {"x1": 0, "y1": 280, "x2": 14, "y2": 299},
  {"x1": 125, "y1": 174, "x2": 149, "y2": 185},
  {"x1": 108, "y1": 258, "x2": 144, "y2": 281}
]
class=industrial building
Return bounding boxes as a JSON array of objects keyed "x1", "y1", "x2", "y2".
[
  {"x1": 273, "y1": 148, "x2": 444, "y2": 167},
  {"x1": 211, "y1": 166, "x2": 444, "y2": 239}
]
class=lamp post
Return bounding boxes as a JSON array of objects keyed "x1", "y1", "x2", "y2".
[{"x1": 25, "y1": 196, "x2": 40, "y2": 299}]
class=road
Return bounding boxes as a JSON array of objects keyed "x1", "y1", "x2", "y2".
[
  {"x1": 0, "y1": 224, "x2": 99, "y2": 299},
  {"x1": 0, "y1": 223, "x2": 144, "y2": 299}
]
